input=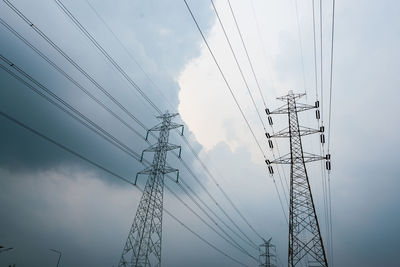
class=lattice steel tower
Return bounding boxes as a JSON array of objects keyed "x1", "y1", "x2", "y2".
[
  {"x1": 265, "y1": 91, "x2": 329, "y2": 267},
  {"x1": 119, "y1": 112, "x2": 183, "y2": 267},
  {"x1": 259, "y1": 238, "x2": 277, "y2": 267}
]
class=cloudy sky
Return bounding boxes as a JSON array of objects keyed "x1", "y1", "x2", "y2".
[{"x1": 0, "y1": 0, "x2": 399, "y2": 266}]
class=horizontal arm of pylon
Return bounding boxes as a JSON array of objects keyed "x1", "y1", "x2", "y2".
[
  {"x1": 276, "y1": 91, "x2": 306, "y2": 101},
  {"x1": 267, "y1": 126, "x2": 321, "y2": 138},
  {"x1": 269, "y1": 152, "x2": 326, "y2": 164},
  {"x1": 269, "y1": 102, "x2": 315, "y2": 115},
  {"x1": 148, "y1": 122, "x2": 184, "y2": 133},
  {"x1": 269, "y1": 103, "x2": 288, "y2": 114},
  {"x1": 295, "y1": 102, "x2": 316, "y2": 112}
]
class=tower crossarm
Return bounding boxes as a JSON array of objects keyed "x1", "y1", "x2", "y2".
[
  {"x1": 268, "y1": 152, "x2": 326, "y2": 165},
  {"x1": 267, "y1": 126, "x2": 321, "y2": 138}
]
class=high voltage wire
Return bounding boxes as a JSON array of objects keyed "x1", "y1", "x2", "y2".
[
  {"x1": 312, "y1": 0, "x2": 319, "y2": 101},
  {"x1": 0, "y1": 5, "x2": 260, "y2": 249},
  {"x1": 5, "y1": 0, "x2": 283, "y2": 253},
  {"x1": 84, "y1": 0, "x2": 176, "y2": 114},
  {"x1": 210, "y1": 0, "x2": 267, "y2": 131},
  {"x1": 0, "y1": 56, "x2": 142, "y2": 162},
  {"x1": 179, "y1": 178, "x2": 258, "y2": 250},
  {"x1": 0, "y1": 17, "x2": 147, "y2": 141},
  {"x1": 183, "y1": 0, "x2": 290, "y2": 225},
  {"x1": 53, "y1": 0, "x2": 162, "y2": 115},
  {"x1": 0, "y1": 53, "x2": 259, "y2": 257},
  {"x1": 292, "y1": 0, "x2": 308, "y2": 97},
  {"x1": 82, "y1": 0, "x2": 264, "y2": 246},
  {"x1": 247, "y1": 0, "x2": 292, "y2": 205},
  {"x1": 47, "y1": 0, "x2": 264, "y2": 243},
  {"x1": 2, "y1": 0, "x2": 149, "y2": 132},
  {"x1": 311, "y1": 0, "x2": 330, "y2": 257},
  {"x1": 211, "y1": 0, "x2": 290, "y2": 217},
  {"x1": 177, "y1": 156, "x2": 259, "y2": 247},
  {"x1": 0, "y1": 58, "x2": 256, "y2": 264},
  {"x1": 209, "y1": 0, "x2": 290, "y2": 226},
  {"x1": 0, "y1": 110, "x2": 248, "y2": 267},
  {"x1": 327, "y1": 0, "x2": 336, "y2": 264},
  {"x1": 225, "y1": 0, "x2": 268, "y2": 115},
  {"x1": 183, "y1": 0, "x2": 266, "y2": 160},
  {"x1": 179, "y1": 136, "x2": 266, "y2": 241},
  {"x1": 166, "y1": 183, "x2": 259, "y2": 261}
]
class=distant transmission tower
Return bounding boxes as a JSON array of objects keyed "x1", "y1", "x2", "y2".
[
  {"x1": 119, "y1": 112, "x2": 183, "y2": 267},
  {"x1": 259, "y1": 238, "x2": 277, "y2": 267},
  {"x1": 265, "y1": 91, "x2": 329, "y2": 267}
]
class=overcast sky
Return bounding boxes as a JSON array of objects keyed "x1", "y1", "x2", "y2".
[{"x1": 0, "y1": 0, "x2": 399, "y2": 266}]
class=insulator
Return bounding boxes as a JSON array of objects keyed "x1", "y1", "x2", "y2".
[
  {"x1": 268, "y1": 116, "x2": 273, "y2": 125},
  {"x1": 315, "y1": 100, "x2": 320, "y2": 108},
  {"x1": 326, "y1": 161, "x2": 331, "y2": 170},
  {"x1": 268, "y1": 139, "x2": 274, "y2": 149},
  {"x1": 320, "y1": 126, "x2": 325, "y2": 132},
  {"x1": 316, "y1": 109, "x2": 320, "y2": 120},
  {"x1": 265, "y1": 132, "x2": 271, "y2": 138},
  {"x1": 326, "y1": 153, "x2": 331, "y2": 160},
  {"x1": 268, "y1": 165, "x2": 274, "y2": 174},
  {"x1": 320, "y1": 133, "x2": 325, "y2": 144},
  {"x1": 265, "y1": 108, "x2": 270, "y2": 115},
  {"x1": 265, "y1": 159, "x2": 271, "y2": 165}
]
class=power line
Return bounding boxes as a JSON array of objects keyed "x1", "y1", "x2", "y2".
[
  {"x1": 0, "y1": 59, "x2": 254, "y2": 264},
  {"x1": 179, "y1": 178, "x2": 259, "y2": 250},
  {"x1": 211, "y1": 0, "x2": 267, "y2": 131},
  {"x1": 183, "y1": 0, "x2": 266, "y2": 160},
  {"x1": 177, "y1": 156, "x2": 259, "y2": 247},
  {"x1": 184, "y1": 0, "x2": 289, "y2": 226},
  {"x1": 312, "y1": 0, "x2": 319, "y2": 100},
  {"x1": 0, "y1": 17, "x2": 147, "y2": 141},
  {"x1": 1, "y1": 11, "x2": 259, "y2": 248},
  {"x1": 0, "y1": 55, "x2": 142, "y2": 162},
  {"x1": 3, "y1": 0, "x2": 150, "y2": 132},
  {"x1": 84, "y1": 0, "x2": 176, "y2": 113},
  {"x1": 327, "y1": 0, "x2": 336, "y2": 264},
  {"x1": 0, "y1": 53, "x2": 261, "y2": 260},
  {"x1": 166, "y1": 183, "x2": 259, "y2": 261},
  {"x1": 0, "y1": 110, "x2": 248, "y2": 267},
  {"x1": 224, "y1": 0, "x2": 268, "y2": 113},
  {"x1": 53, "y1": 0, "x2": 162, "y2": 115},
  {"x1": 4, "y1": 0, "x2": 267, "y2": 247},
  {"x1": 292, "y1": 0, "x2": 307, "y2": 96}
]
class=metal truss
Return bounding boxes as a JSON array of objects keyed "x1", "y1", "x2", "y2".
[
  {"x1": 265, "y1": 91, "x2": 328, "y2": 267},
  {"x1": 259, "y1": 238, "x2": 277, "y2": 267},
  {"x1": 119, "y1": 112, "x2": 183, "y2": 267}
]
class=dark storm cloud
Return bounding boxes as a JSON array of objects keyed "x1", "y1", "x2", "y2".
[
  {"x1": 0, "y1": 0, "x2": 218, "y2": 266},
  {"x1": 0, "y1": 0, "x2": 214, "y2": 175}
]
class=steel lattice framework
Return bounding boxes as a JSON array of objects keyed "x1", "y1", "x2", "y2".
[
  {"x1": 259, "y1": 238, "x2": 277, "y2": 267},
  {"x1": 265, "y1": 91, "x2": 328, "y2": 267},
  {"x1": 119, "y1": 112, "x2": 183, "y2": 267}
]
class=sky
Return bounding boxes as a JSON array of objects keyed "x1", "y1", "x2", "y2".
[{"x1": 0, "y1": 0, "x2": 399, "y2": 267}]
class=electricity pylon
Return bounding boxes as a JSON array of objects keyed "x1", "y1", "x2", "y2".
[
  {"x1": 118, "y1": 112, "x2": 183, "y2": 267},
  {"x1": 265, "y1": 91, "x2": 329, "y2": 267},
  {"x1": 259, "y1": 238, "x2": 277, "y2": 267}
]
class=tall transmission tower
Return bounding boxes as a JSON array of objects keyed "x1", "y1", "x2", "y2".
[
  {"x1": 265, "y1": 91, "x2": 329, "y2": 267},
  {"x1": 118, "y1": 112, "x2": 183, "y2": 267},
  {"x1": 259, "y1": 238, "x2": 277, "y2": 267}
]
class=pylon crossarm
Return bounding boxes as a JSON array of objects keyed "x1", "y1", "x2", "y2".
[
  {"x1": 269, "y1": 103, "x2": 289, "y2": 114},
  {"x1": 302, "y1": 152, "x2": 326, "y2": 163},
  {"x1": 268, "y1": 126, "x2": 320, "y2": 138},
  {"x1": 143, "y1": 143, "x2": 181, "y2": 153},
  {"x1": 294, "y1": 103, "x2": 316, "y2": 113},
  {"x1": 149, "y1": 122, "x2": 184, "y2": 132},
  {"x1": 276, "y1": 92, "x2": 306, "y2": 101}
]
